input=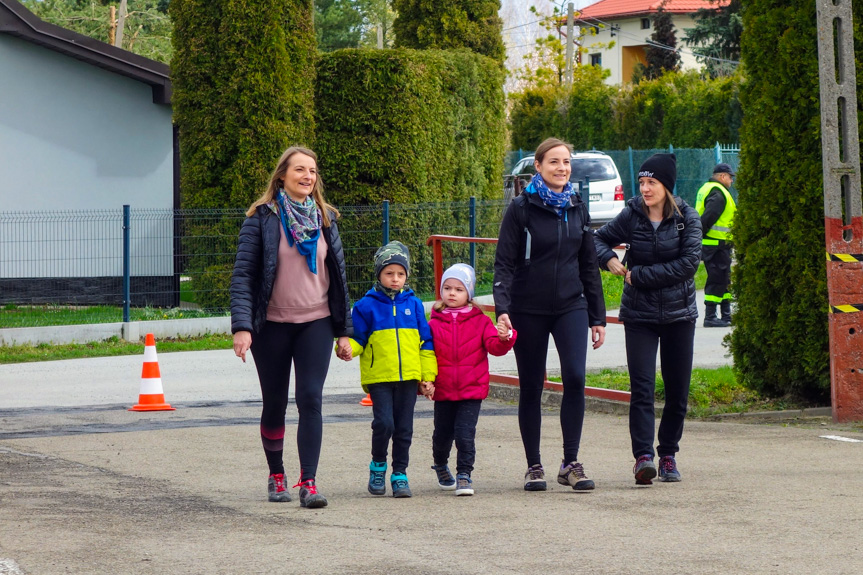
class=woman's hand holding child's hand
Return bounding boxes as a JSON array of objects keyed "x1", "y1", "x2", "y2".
[
  {"x1": 335, "y1": 336, "x2": 352, "y2": 361},
  {"x1": 496, "y1": 318, "x2": 512, "y2": 341}
]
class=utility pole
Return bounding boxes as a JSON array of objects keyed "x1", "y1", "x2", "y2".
[
  {"x1": 564, "y1": 2, "x2": 574, "y2": 87},
  {"x1": 115, "y1": 0, "x2": 128, "y2": 48},
  {"x1": 815, "y1": 0, "x2": 863, "y2": 422}
]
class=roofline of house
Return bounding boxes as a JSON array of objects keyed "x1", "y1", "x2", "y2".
[
  {"x1": 578, "y1": 9, "x2": 694, "y2": 20},
  {"x1": 0, "y1": 0, "x2": 171, "y2": 105}
]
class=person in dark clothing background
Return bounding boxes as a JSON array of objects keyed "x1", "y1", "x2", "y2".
[
  {"x1": 694, "y1": 163, "x2": 737, "y2": 327},
  {"x1": 494, "y1": 137, "x2": 606, "y2": 492},
  {"x1": 594, "y1": 153, "x2": 702, "y2": 486}
]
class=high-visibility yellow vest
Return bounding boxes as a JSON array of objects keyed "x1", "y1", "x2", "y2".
[{"x1": 695, "y1": 181, "x2": 736, "y2": 244}]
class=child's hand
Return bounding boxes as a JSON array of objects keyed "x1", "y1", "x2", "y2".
[
  {"x1": 496, "y1": 319, "x2": 512, "y2": 341},
  {"x1": 420, "y1": 381, "x2": 435, "y2": 399},
  {"x1": 335, "y1": 337, "x2": 352, "y2": 361}
]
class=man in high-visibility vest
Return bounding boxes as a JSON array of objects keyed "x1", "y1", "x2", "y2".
[{"x1": 695, "y1": 163, "x2": 737, "y2": 327}]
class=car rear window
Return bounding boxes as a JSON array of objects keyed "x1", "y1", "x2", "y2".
[
  {"x1": 513, "y1": 157, "x2": 616, "y2": 182},
  {"x1": 571, "y1": 158, "x2": 616, "y2": 182}
]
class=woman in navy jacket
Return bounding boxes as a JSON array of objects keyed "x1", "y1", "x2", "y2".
[
  {"x1": 494, "y1": 137, "x2": 606, "y2": 492},
  {"x1": 594, "y1": 153, "x2": 702, "y2": 486},
  {"x1": 230, "y1": 146, "x2": 352, "y2": 509}
]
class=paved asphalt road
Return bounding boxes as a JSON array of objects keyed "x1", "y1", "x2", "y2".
[{"x1": 2, "y1": 300, "x2": 862, "y2": 574}]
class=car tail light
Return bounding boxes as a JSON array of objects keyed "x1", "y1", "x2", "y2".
[{"x1": 614, "y1": 185, "x2": 624, "y2": 201}]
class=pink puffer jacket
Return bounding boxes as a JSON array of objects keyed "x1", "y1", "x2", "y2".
[{"x1": 428, "y1": 306, "x2": 517, "y2": 401}]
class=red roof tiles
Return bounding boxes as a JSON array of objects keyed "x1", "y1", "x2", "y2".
[{"x1": 578, "y1": 0, "x2": 729, "y2": 20}]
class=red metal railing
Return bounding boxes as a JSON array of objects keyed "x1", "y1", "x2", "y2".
[{"x1": 426, "y1": 234, "x2": 631, "y2": 402}]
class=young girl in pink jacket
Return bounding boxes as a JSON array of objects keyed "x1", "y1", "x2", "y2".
[{"x1": 427, "y1": 263, "x2": 517, "y2": 496}]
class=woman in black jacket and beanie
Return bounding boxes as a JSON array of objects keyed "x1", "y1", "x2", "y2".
[
  {"x1": 230, "y1": 146, "x2": 352, "y2": 509},
  {"x1": 594, "y1": 153, "x2": 702, "y2": 485},
  {"x1": 494, "y1": 138, "x2": 606, "y2": 492}
]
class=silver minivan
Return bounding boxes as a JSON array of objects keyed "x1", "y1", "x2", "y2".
[{"x1": 504, "y1": 151, "x2": 625, "y2": 227}]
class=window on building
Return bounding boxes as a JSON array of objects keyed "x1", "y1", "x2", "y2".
[
  {"x1": 641, "y1": 18, "x2": 650, "y2": 29},
  {"x1": 590, "y1": 53, "x2": 602, "y2": 66}
]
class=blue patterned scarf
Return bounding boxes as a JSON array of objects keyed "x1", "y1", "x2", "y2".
[
  {"x1": 273, "y1": 190, "x2": 321, "y2": 274},
  {"x1": 529, "y1": 173, "x2": 574, "y2": 217}
]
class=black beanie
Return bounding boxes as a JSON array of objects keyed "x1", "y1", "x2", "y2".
[
  {"x1": 374, "y1": 241, "x2": 410, "y2": 278},
  {"x1": 637, "y1": 153, "x2": 677, "y2": 193}
]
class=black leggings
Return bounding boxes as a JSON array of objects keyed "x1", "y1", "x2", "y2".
[
  {"x1": 511, "y1": 308, "x2": 589, "y2": 465},
  {"x1": 624, "y1": 320, "x2": 695, "y2": 459},
  {"x1": 250, "y1": 318, "x2": 334, "y2": 481}
]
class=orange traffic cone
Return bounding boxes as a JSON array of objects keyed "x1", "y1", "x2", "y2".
[
  {"x1": 129, "y1": 333, "x2": 175, "y2": 411},
  {"x1": 360, "y1": 393, "x2": 373, "y2": 406}
]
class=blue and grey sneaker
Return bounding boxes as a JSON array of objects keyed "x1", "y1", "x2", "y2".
[
  {"x1": 431, "y1": 464, "x2": 456, "y2": 491},
  {"x1": 391, "y1": 472, "x2": 412, "y2": 498},
  {"x1": 368, "y1": 460, "x2": 387, "y2": 495},
  {"x1": 633, "y1": 455, "x2": 657, "y2": 485},
  {"x1": 455, "y1": 473, "x2": 474, "y2": 496},
  {"x1": 658, "y1": 456, "x2": 681, "y2": 482}
]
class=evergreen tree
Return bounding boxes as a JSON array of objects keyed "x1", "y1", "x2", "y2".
[
  {"x1": 643, "y1": 2, "x2": 681, "y2": 80},
  {"x1": 729, "y1": 0, "x2": 863, "y2": 401},
  {"x1": 682, "y1": 0, "x2": 742, "y2": 78},
  {"x1": 315, "y1": 0, "x2": 363, "y2": 51},
  {"x1": 392, "y1": 0, "x2": 505, "y2": 64}
]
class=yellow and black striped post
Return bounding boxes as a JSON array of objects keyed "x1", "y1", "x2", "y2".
[{"x1": 817, "y1": 0, "x2": 863, "y2": 422}]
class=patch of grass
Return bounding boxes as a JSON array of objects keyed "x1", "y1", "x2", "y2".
[
  {"x1": 549, "y1": 365, "x2": 809, "y2": 417},
  {"x1": 0, "y1": 333, "x2": 233, "y2": 364},
  {"x1": 0, "y1": 305, "x2": 228, "y2": 328}
]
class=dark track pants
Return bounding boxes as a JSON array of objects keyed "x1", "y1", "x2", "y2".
[
  {"x1": 369, "y1": 380, "x2": 418, "y2": 474},
  {"x1": 250, "y1": 318, "x2": 334, "y2": 481},
  {"x1": 703, "y1": 244, "x2": 732, "y2": 302},
  {"x1": 624, "y1": 320, "x2": 695, "y2": 459},
  {"x1": 432, "y1": 399, "x2": 482, "y2": 476},
  {"x1": 511, "y1": 308, "x2": 589, "y2": 465}
]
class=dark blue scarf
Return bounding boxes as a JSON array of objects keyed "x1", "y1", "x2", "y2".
[{"x1": 528, "y1": 173, "x2": 574, "y2": 218}]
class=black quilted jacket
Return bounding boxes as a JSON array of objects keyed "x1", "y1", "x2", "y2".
[
  {"x1": 594, "y1": 196, "x2": 702, "y2": 324},
  {"x1": 230, "y1": 205, "x2": 353, "y2": 337}
]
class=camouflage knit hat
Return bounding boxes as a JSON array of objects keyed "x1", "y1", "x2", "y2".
[{"x1": 374, "y1": 241, "x2": 410, "y2": 278}]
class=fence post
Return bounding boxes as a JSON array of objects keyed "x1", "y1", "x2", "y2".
[
  {"x1": 715, "y1": 141, "x2": 722, "y2": 164},
  {"x1": 122, "y1": 204, "x2": 131, "y2": 323},
  {"x1": 469, "y1": 196, "x2": 476, "y2": 269},
  {"x1": 628, "y1": 146, "x2": 636, "y2": 199},
  {"x1": 668, "y1": 145, "x2": 677, "y2": 195},
  {"x1": 382, "y1": 200, "x2": 390, "y2": 245}
]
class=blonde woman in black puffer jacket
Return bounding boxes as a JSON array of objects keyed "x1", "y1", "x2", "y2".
[{"x1": 594, "y1": 153, "x2": 702, "y2": 487}]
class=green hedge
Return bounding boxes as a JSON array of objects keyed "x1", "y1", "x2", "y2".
[
  {"x1": 392, "y1": 0, "x2": 505, "y2": 64},
  {"x1": 509, "y1": 69, "x2": 742, "y2": 151},
  {"x1": 171, "y1": 0, "x2": 317, "y2": 308},
  {"x1": 728, "y1": 0, "x2": 863, "y2": 402},
  {"x1": 315, "y1": 48, "x2": 505, "y2": 295}
]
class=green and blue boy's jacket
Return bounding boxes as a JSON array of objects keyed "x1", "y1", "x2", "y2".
[{"x1": 349, "y1": 287, "x2": 437, "y2": 392}]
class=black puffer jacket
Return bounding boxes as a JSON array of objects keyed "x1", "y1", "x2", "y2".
[
  {"x1": 594, "y1": 196, "x2": 702, "y2": 324},
  {"x1": 493, "y1": 191, "x2": 606, "y2": 326},
  {"x1": 230, "y1": 205, "x2": 353, "y2": 337}
]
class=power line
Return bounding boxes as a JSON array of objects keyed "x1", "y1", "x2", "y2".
[{"x1": 502, "y1": 18, "x2": 546, "y2": 32}]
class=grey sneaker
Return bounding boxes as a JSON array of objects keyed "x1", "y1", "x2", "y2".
[
  {"x1": 524, "y1": 464, "x2": 547, "y2": 491},
  {"x1": 633, "y1": 455, "x2": 657, "y2": 485},
  {"x1": 295, "y1": 478, "x2": 327, "y2": 509},
  {"x1": 455, "y1": 473, "x2": 474, "y2": 496},
  {"x1": 431, "y1": 464, "x2": 456, "y2": 491},
  {"x1": 557, "y1": 460, "x2": 595, "y2": 491},
  {"x1": 658, "y1": 456, "x2": 681, "y2": 482},
  {"x1": 267, "y1": 473, "x2": 292, "y2": 502}
]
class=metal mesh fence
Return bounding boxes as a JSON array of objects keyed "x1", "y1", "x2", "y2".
[{"x1": 0, "y1": 202, "x2": 507, "y2": 329}]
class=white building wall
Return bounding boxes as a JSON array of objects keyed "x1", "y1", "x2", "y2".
[
  {"x1": 0, "y1": 34, "x2": 174, "y2": 279},
  {"x1": 579, "y1": 13, "x2": 702, "y2": 85}
]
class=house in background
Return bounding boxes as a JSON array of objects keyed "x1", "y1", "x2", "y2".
[
  {"x1": 577, "y1": 0, "x2": 727, "y2": 85},
  {"x1": 0, "y1": 0, "x2": 177, "y2": 305}
]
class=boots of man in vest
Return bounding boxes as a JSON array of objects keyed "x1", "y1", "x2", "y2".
[
  {"x1": 703, "y1": 302, "x2": 725, "y2": 328},
  {"x1": 719, "y1": 300, "x2": 732, "y2": 327}
]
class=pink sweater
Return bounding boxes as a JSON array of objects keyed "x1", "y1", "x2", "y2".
[
  {"x1": 266, "y1": 226, "x2": 330, "y2": 323},
  {"x1": 428, "y1": 306, "x2": 517, "y2": 401}
]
